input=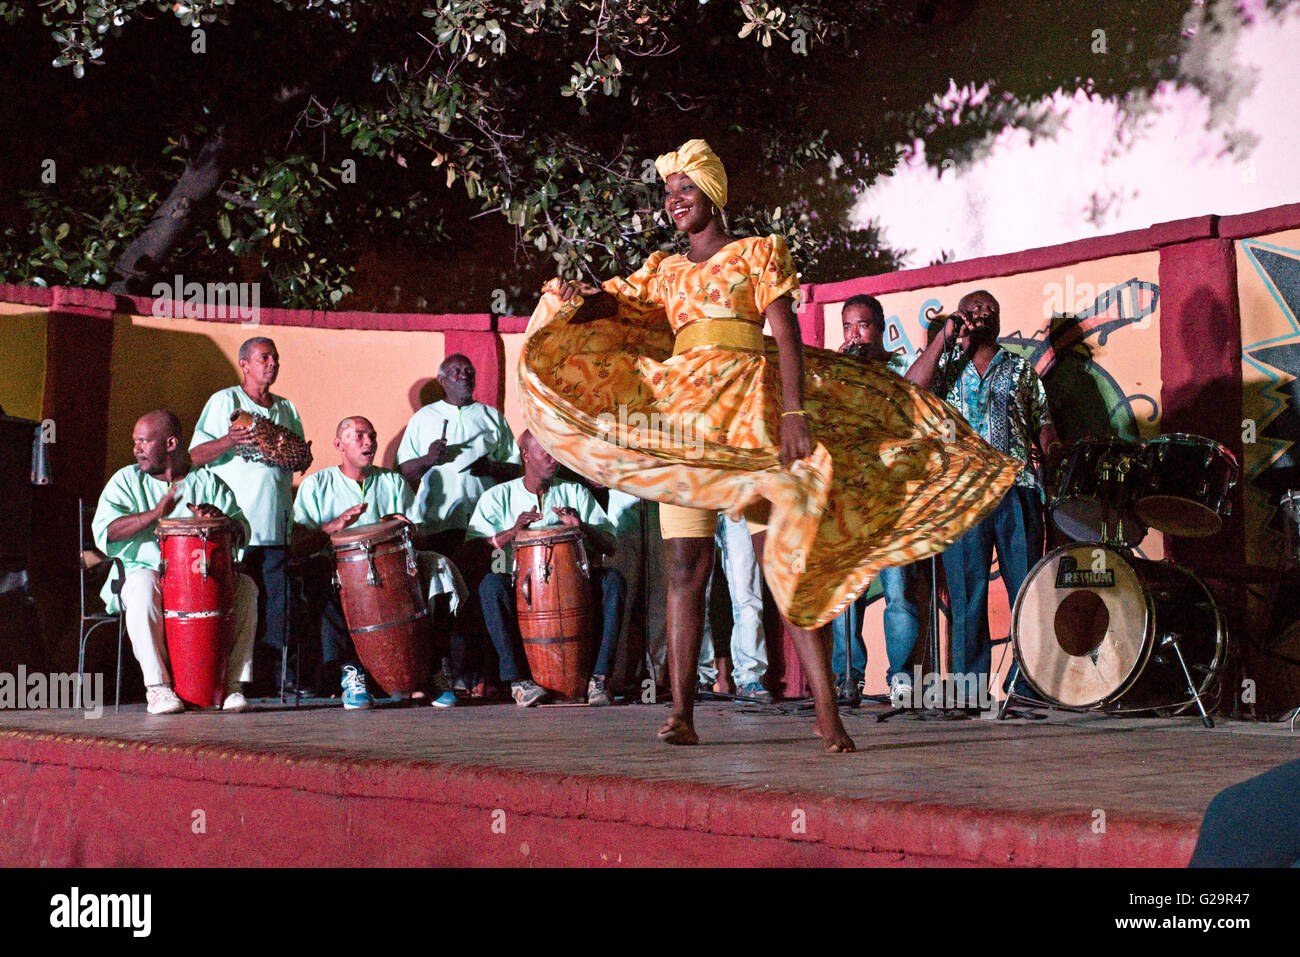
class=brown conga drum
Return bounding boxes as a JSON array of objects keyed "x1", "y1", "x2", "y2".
[
  {"x1": 330, "y1": 519, "x2": 430, "y2": 695},
  {"x1": 156, "y1": 516, "x2": 236, "y2": 708},
  {"x1": 514, "y1": 527, "x2": 594, "y2": 700}
]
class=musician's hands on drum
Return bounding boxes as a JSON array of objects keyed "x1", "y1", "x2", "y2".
[
  {"x1": 552, "y1": 506, "x2": 581, "y2": 528},
  {"x1": 189, "y1": 503, "x2": 225, "y2": 520},
  {"x1": 513, "y1": 509, "x2": 542, "y2": 533},
  {"x1": 779, "y1": 413, "x2": 813, "y2": 469},
  {"x1": 324, "y1": 503, "x2": 367, "y2": 535},
  {"x1": 381, "y1": 513, "x2": 413, "y2": 526}
]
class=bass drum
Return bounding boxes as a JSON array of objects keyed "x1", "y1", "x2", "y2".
[{"x1": 1012, "y1": 542, "x2": 1224, "y2": 713}]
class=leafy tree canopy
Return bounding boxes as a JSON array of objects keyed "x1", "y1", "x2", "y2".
[{"x1": 0, "y1": 0, "x2": 1269, "y2": 311}]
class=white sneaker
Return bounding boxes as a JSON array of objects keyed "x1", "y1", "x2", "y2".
[
  {"x1": 146, "y1": 686, "x2": 185, "y2": 715},
  {"x1": 222, "y1": 691, "x2": 248, "y2": 712},
  {"x1": 889, "y1": 674, "x2": 913, "y2": 709}
]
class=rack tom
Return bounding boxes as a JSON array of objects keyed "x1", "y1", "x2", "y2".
[
  {"x1": 514, "y1": 526, "x2": 594, "y2": 700},
  {"x1": 1136, "y1": 433, "x2": 1238, "y2": 537},
  {"x1": 330, "y1": 519, "x2": 430, "y2": 695},
  {"x1": 1051, "y1": 437, "x2": 1147, "y2": 547},
  {"x1": 156, "y1": 516, "x2": 236, "y2": 708}
]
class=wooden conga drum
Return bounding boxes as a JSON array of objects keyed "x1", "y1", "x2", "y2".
[
  {"x1": 156, "y1": 516, "x2": 236, "y2": 708},
  {"x1": 330, "y1": 519, "x2": 430, "y2": 695},
  {"x1": 514, "y1": 527, "x2": 594, "y2": 700}
]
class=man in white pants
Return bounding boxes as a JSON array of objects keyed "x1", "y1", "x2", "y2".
[
  {"x1": 93, "y1": 410, "x2": 257, "y2": 714},
  {"x1": 698, "y1": 514, "x2": 770, "y2": 702}
]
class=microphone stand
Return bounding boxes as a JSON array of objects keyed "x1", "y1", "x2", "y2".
[{"x1": 877, "y1": 309, "x2": 978, "y2": 723}]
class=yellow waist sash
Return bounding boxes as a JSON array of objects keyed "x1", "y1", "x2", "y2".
[{"x1": 672, "y1": 319, "x2": 764, "y2": 356}]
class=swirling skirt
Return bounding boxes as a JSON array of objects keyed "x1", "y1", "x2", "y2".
[{"x1": 519, "y1": 286, "x2": 1020, "y2": 628}]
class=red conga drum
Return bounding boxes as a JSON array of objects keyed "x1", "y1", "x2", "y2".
[
  {"x1": 330, "y1": 519, "x2": 430, "y2": 695},
  {"x1": 156, "y1": 516, "x2": 236, "y2": 708},
  {"x1": 514, "y1": 527, "x2": 594, "y2": 700}
]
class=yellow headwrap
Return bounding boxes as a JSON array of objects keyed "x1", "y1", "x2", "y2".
[{"x1": 654, "y1": 138, "x2": 728, "y2": 210}]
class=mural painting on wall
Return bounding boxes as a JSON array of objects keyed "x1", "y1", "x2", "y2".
[
  {"x1": 1240, "y1": 236, "x2": 1300, "y2": 568},
  {"x1": 871, "y1": 265, "x2": 1164, "y2": 561}
]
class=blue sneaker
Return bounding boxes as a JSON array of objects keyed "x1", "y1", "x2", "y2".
[
  {"x1": 341, "y1": 665, "x2": 373, "y2": 710},
  {"x1": 736, "y1": 681, "x2": 774, "y2": 704},
  {"x1": 429, "y1": 669, "x2": 457, "y2": 709}
]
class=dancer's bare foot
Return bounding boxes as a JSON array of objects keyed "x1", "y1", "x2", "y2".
[
  {"x1": 814, "y1": 720, "x2": 856, "y2": 753},
  {"x1": 657, "y1": 715, "x2": 699, "y2": 746}
]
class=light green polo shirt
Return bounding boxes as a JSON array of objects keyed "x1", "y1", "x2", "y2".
[
  {"x1": 92, "y1": 465, "x2": 249, "y2": 613},
  {"x1": 191, "y1": 385, "x2": 304, "y2": 546},
  {"x1": 293, "y1": 465, "x2": 420, "y2": 530},
  {"x1": 396, "y1": 400, "x2": 520, "y2": 533},
  {"x1": 465, "y1": 478, "x2": 613, "y2": 574}
]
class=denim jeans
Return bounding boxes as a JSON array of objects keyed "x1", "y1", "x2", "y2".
[
  {"x1": 699, "y1": 515, "x2": 767, "y2": 686},
  {"x1": 831, "y1": 563, "x2": 919, "y2": 686},
  {"x1": 481, "y1": 568, "x2": 626, "y2": 683},
  {"x1": 940, "y1": 485, "x2": 1043, "y2": 694}
]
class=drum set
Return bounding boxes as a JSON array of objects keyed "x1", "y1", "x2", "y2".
[{"x1": 1008, "y1": 433, "x2": 1238, "y2": 723}]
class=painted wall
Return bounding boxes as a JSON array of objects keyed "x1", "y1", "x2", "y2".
[
  {"x1": 815, "y1": 253, "x2": 1167, "y2": 693},
  {"x1": 105, "y1": 313, "x2": 447, "y2": 482},
  {"x1": 1, "y1": 312, "x2": 48, "y2": 421},
  {"x1": 1238, "y1": 227, "x2": 1300, "y2": 569}
]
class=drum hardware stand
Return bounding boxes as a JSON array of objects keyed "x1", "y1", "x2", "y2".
[
  {"x1": 279, "y1": 512, "x2": 302, "y2": 706},
  {"x1": 1164, "y1": 631, "x2": 1211, "y2": 728}
]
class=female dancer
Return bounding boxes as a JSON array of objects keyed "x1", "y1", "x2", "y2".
[{"x1": 520, "y1": 140, "x2": 1017, "y2": 752}]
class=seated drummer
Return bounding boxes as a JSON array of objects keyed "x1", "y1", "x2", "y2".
[
  {"x1": 465, "y1": 430, "x2": 624, "y2": 707},
  {"x1": 92, "y1": 410, "x2": 257, "y2": 715},
  {"x1": 292, "y1": 416, "x2": 466, "y2": 709}
]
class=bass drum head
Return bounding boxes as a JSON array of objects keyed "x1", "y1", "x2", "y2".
[{"x1": 1012, "y1": 543, "x2": 1153, "y2": 708}]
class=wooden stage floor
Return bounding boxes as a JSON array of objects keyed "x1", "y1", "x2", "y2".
[{"x1": 0, "y1": 695, "x2": 1295, "y2": 867}]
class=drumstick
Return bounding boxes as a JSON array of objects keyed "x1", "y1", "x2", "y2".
[{"x1": 440, "y1": 420, "x2": 448, "y2": 441}]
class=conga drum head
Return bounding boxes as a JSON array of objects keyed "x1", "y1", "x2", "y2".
[
  {"x1": 1012, "y1": 543, "x2": 1152, "y2": 709},
  {"x1": 156, "y1": 515, "x2": 232, "y2": 536},
  {"x1": 514, "y1": 527, "x2": 584, "y2": 546},
  {"x1": 329, "y1": 518, "x2": 408, "y2": 549}
]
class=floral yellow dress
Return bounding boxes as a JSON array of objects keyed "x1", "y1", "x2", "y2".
[{"x1": 519, "y1": 234, "x2": 1020, "y2": 628}]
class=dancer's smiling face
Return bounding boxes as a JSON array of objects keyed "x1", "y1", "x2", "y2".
[{"x1": 665, "y1": 173, "x2": 714, "y2": 233}]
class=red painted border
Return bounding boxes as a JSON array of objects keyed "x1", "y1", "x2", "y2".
[{"x1": 0, "y1": 730, "x2": 1197, "y2": 867}]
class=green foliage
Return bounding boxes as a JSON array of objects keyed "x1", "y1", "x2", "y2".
[
  {"x1": 0, "y1": 165, "x2": 159, "y2": 288},
  {"x1": 0, "y1": 0, "x2": 1246, "y2": 310}
]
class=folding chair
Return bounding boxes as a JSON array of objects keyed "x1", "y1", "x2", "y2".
[{"x1": 77, "y1": 498, "x2": 124, "y2": 711}]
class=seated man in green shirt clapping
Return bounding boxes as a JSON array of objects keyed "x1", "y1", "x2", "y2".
[{"x1": 93, "y1": 410, "x2": 257, "y2": 715}]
